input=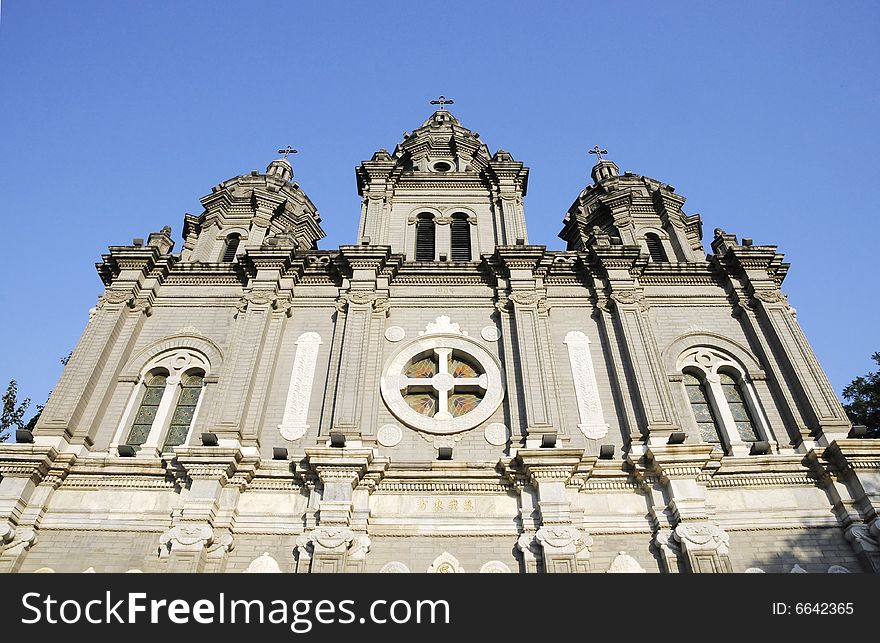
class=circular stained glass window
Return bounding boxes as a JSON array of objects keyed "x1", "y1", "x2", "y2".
[{"x1": 381, "y1": 332, "x2": 504, "y2": 435}]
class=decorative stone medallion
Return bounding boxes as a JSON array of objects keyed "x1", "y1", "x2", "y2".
[
  {"x1": 827, "y1": 565, "x2": 850, "y2": 573},
  {"x1": 480, "y1": 325, "x2": 501, "y2": 342},
  {"x1": 377, "y1": 424, "x2": 403, "y2": 447},
  {"x1": 379, "y1": 561, "x2": 411, "y2": 573},
  {"x1": 744, "y1": 567, "x2": 765, "y2": 573},
  {"x1": 384, "y1": 326, "x2": 406, "y2": 342},
  {"x1": 484, "y1": 422, "x2": 510, "y2": 446},
  {"x1": 480, "y1": 560, "x2": 511, "y2": 573}
]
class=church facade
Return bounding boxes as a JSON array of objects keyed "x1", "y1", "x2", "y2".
[{"x1": 2, "y1": 109, "x2": 878, "y2": 574}]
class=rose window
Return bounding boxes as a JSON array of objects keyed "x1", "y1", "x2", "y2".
[{"x1": 380, "y1": 324, "x2": 504, "y2": 435}]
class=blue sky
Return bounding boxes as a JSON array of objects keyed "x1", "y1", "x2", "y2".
[{"x1": 0, "y1": 1, "x2": 877, "y2": 418}]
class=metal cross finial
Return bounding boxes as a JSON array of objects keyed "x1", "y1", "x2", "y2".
[
  {"x1": 589, "y1": 145, "x2": 608, "y2": 162},
  {"x1": 277, "y1": 146, "x2": 298, "y2": 160},
  {"x1": 430, "y1": 95, "x2": 455, "y2": 110}
]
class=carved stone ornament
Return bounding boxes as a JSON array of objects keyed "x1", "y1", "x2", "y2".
[
  {"x1": 158, "y1": 524, "x2": 213, "y2": 556},
  {"x1": 563, "y1": 331, "x2": 609, "y2": 439},
  {"x1": 535, "y1": 525, "x2": 592, "y2": 552},
  {"x1": 790, "y1": 564, "x2": 808, "y2": 573},
  {"x1": 610, "y1": 289, "x2": 647, "y2": 309},
  {"x1": 484, "y1": 422, "x2": 510, "y2": 446},
  {"x1": 377, "y1": 424, "x2": 403, "y2": 447},
  {"x1": 674, "y1": 523, "x2": 730, "y2": 555},
  {"x1": 0, "y1": 525, "x2": 36, "y2": 556},
  {"x1": 428, "y1": 552, "x2": 464, "y2": 573},
  {"x1": 244, "y1": 552, "x2": 283, "y2": 573},
  {"x1": 480, "y1": 325, "x2": 501, "y2": 342},
  {"x1": 606, "y1": 551, "x2": 646, "y2": 573},
  {"x1": 379, "y1": 561, "x2": 411, "y2": 573},
  {"x1": 753, "y1": 290, "x2": 787, "y2": 304},
  {"x1": 827, "y1": 565, "x2": 850, "y2": 573},
  {"x1": 279, "y1": 332, "x2": 323, "y2": 441},
  {"x1": 312, "y1": 526, "x2": 355, "y2": 552},
  {"x1": 348, "y1": 535, "x2": 372, "y2": 561},
  {"x1": 420, "y1": 315, "x2": 467, "y2": 336},
  {"x1": 745, "y1": 567, "x2": 765, "y2": 573},
  {"x1": 384, "y1": 326, "x2": 406, "y2": 342},
  {"x1": 480, "y1": 560, "x2": 512, "y2": 573}
]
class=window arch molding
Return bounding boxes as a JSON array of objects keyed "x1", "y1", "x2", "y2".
[
  {"x1": 120, "y1": 334, "x2": 223, "y2": 380},
  {"x1": 112, "y1": 337, "x2": 221, "y2": 455},
  {"x1": 673, "y1": 343, "x2": 774, "y2": 456}
]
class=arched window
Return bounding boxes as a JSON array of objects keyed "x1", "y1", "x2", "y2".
[
  {"x1": 415, "y1": 214, "x2": 435, "y2": 261},
  {"x1": 450, "y1": 213, "x2": 471, "y2": 261},
  {"x1": 221, "y1": 233, "x2": 241, "y2": 262},
  {"x1": 719, "y1": 372, "x2": 759, "y2": 442},
  {"x1": 112, "y1": 347, "x2": 213, "y2": 455},
  {"x1": 645, "y1": 233, "x2": 668, "y2": 262},
  {"x1": 683, "y1": 372, "x2": 723, "y2": 444},
  {"x1": 125, "y1": 372, "x2": 167, "y2": 447},
  {"x1": 677, "y1": 347, "x2": 772, "y2": 455},
  {"x1": 162, "y1": 371, "x2": 204, "y2": 451}
]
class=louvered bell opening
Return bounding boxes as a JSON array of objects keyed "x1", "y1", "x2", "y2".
[
  {"x1": 645, "y1": 234, "x2": 668, "y2": 262},
  {"x1": 450, "y1": 217, "x2": 471, "y2": 261},
  {"x1": 415, "y1": 218, "x2": 435, "y2": 261},
  {"x1": 221, "y1": 235, "x2": 241, "y2": 262}
]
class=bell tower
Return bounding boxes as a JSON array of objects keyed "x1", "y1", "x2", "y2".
[
  {"x1": 180, "y1": 150, "x2": 325, "y2": 264},
  {"x1": 355, "y1": 102, "x2": 529, "y2": 261}
]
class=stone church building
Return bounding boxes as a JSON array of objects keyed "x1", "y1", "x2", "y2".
[{"x1": 2, "y1": 108, "x2": 878, "y2": 574}]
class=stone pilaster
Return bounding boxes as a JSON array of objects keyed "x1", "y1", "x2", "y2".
[
  {"x1": 712, "y1": 234, "x2": 851, "y2": 446},
  {"x1": 495, "y1": 246, "x2": 563, "y2": 445},
  {"x1": 0, "y1": 445, "x2": 63, "y2": 572},
  {"x1": 329, "y1": 246, "x2": 393, "y2": 440},
  {"x1": 159, "y1": 446, "x2": 253, "y2": 572},
  {"x1": 296, "y1": 447, "x2": 386, "y2": 573},
  {"x1": 513, "y1": 449, "x2": 591, "y2": 573},
  {"x1": 807, "y1": 439, "x2": 880, "y2": 572},
  {"x1": 587, "y1": 236, "x2": 680, "y2": 445},
  {"x1": 641, "y1": 444, "x2": 732, "y2": 573}
]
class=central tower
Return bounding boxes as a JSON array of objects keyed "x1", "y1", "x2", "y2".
[{"x1": 355, "y1": 109, "x2": 529, "y2": 260}]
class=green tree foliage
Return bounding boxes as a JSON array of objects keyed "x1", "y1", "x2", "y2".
[
  {"x1": 1, "y1": 380, "x2": 31, "y2": 442},
  {"x1": 843, "y1": 352, "x2": 880, "y2": 438}
]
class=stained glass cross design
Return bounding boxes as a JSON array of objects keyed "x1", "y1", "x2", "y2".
[{"x1": 400, "y1": 348, "x2": 487, "y2": 420}]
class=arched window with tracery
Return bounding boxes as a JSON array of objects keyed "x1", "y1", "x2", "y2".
[
  {"x1": 415, "y1": 213, "x2": 435, "y2": 261},
  {"x1": 112, "y1": 348, "x2": 212, "y2": 455},
  {"x1": 677, "y1": 347, "x2": 771, "y2": 455}
]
